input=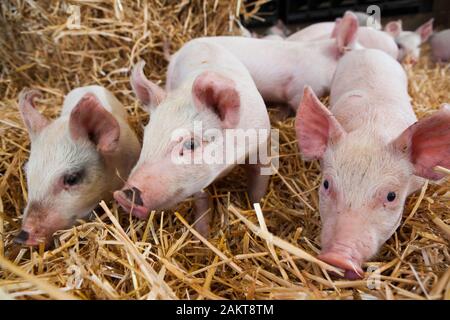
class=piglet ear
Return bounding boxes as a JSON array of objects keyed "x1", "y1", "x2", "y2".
[
  {"x1": 18, "y1": 89, "x2": 50, "y2": 138},
  {"x1": 331, "y1": 18, "x2": 342, "y2": 38},
  {"x1": 192, "y1": 71, "x2": 240, "y2": 128},
  {"x1": 69, "y1": 93, "x2": 120, "y2": 154},
  {"x1": 391, "y1": 105, "x2": 450, "y2": 180},
  {"x1": 336, "y1": 11, "x2": 359, "y2": 53},
  {"x1": 385, "y1": 20, "x2": 402, "y2": 37},
  {"x1": 276, "y1": 19, "x2": 285, "y2": 29},
  {"x1": 415, "y1": 18, "x2": 433, "y2": 43},
  {"x1": 130, "y1": 60, "x2": 166, "y2": 112},
  {"x1": 275, "y1": 19, "x2": 287, "y2": 33},
  {"x1": 295, "y1": 86, "x2": 346, "y2": 160}
]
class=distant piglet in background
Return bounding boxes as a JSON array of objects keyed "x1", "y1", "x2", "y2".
[
  {"x1": 296, "y1": 49, "x2": 450, "y2": 279},
  {"x1": 114, "y1": 40, "x2": 270, "y2": 236},
  {"x1": 384, "y1": 18, "x2": 433, "y2": 63},
  {"x1": 287, "y1": 14, "x2": 398, "y2": 60},
  {"x1": 16, "y1": 86, "x2": 141, "y2": 246},
  {"x1": 430, "y1": 29, "x2": 450, "y2": 63},
  {"x1": 201, "y1": 11, "x2": 361, "y2": 114},
  {"x1": 238, "y1": 19, "x2": 290, "y2": 40},
  {"x1": 264, "y1": 19, "x2": 291, "y2": 39}
]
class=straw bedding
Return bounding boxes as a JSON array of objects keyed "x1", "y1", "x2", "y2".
[{"x1": 0, "y1": 0, "x2": 449, "y2": 300}]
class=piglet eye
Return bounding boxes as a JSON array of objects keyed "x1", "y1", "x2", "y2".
[
  {"x1": 63, "y1": 170, "x2": 84, "y2": 187},
  {"x1": 323, "y1": 179, "x2": 329, "y2": 190},
  {"x1": 183, "y1": 138, "x2": 199, "y2": 151},
  {"x1": 387, "y1": 192, "x2": 396, "y2": 202}
]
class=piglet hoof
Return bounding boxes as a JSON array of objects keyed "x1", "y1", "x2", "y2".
[
  {"x1": 194, "y1": 218, "x2": 210, "y2": 238},
  {"x1": 193, "y1": 191, "x2": 212, "y2": 238}
]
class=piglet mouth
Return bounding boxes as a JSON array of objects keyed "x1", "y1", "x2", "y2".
[
  {"x1": 318, "y1": 251, "x2": 364, "y2": 280},
  {"x1": 113, "y1": 189, "x2": 149, "y2": 219}
]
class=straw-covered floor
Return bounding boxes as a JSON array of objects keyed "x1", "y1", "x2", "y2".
[{"x1": 0, "y1": 1, "x2": 449, "y2": 300}]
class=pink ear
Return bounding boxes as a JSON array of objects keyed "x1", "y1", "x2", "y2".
[
  {"x1": 392, "y1": 105, "x2": 450, "y2": 180},
  {"x1": 192, "y1": 71, "x2": 240, "y2": 128},
  {"x1": 69, "y1": 93, "x2": 120, "y2": 154},
  {"x1": 18, "y1": 89, "x2": 50, "y2": 137},
  {"x1": 275, "y1": 19, "x2": 286, "y2": 33},
  {"x1": 130, "y1": 60, "x2": 166, "y2": 111},
  {"x1": 385, "y1": 20, "x2": 402, "y2": 37},
  {"x1": 295, "y1": 86, "x2": 346, "y2": 160},
  {"x1": 331, "y1": 18, "x2": 342, "y2": 38},
  {"x1": 416, "y1": 18, "x2": 433, "y2": 43},
  {"x1": 336, "y1": 11, "x2": 359, "y2": 53}
]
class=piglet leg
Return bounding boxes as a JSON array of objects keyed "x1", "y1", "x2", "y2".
[
  {"x1": 271, "y1": 104, "x2": 294, "y2": 122},
  {"x1": 193, "y1": 190, "x2": 212, "y2": 237},
  {"x1": 244, "y1": 162, "x2": 271, "y2": 204},
  {"x1": 245, "y1": 138, "x2": 272, "y2": 204}
]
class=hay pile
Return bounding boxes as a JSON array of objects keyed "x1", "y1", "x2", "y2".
[{"x1": 0, "y1": 1, "x2": 449, "y2": 300}]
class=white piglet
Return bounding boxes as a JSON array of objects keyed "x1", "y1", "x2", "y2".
[
  {"x1": 16, "y1": 86, "x2": 141, "y2": 246},
  {"x1": 200, "y1": 11, "x2": 360, "y2": 113},
  {"x1": 114, "y1": 40, "x2": 271, "y2": 235},
  {"x1": 384, "y1": 19, "x2": 433, "y2": 63},
  {"x1": 430, "y1": 29, "x2": 450, "y2": 63},
  {"x1": 296, "y1": 49, "x2": 450, "y2": 279},
  {"x1": 287, "y1": 18, "x2": 398, "y2": 60}
]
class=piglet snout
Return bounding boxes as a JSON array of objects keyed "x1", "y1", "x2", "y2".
[
  {"x1": 14, "y1": 230, "x2": 30, "y2": 244},
  {"x1": 113, "y1": 188, "x2": 149, "y2": 219},
  {"x1": 405, "y1": 55, "x2": 418, "y2": 65},
  {"x1": 122, "y1": 187, "x2": 144, "y2": 206},
  {"x1": 13, "y1": 229, "x2": 46, "y2": 247},
  {"x1": 318, "y1": 251, "x2": 364, "y2": 280}
]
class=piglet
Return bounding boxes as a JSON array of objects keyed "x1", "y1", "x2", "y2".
[
  {"x1": 114, "y1": 41, "x2": 271, "y2": 236},
  {"x1": 287, "y1": 17, "x2": 398, "y2": 60},
  {"x1": 430, "y1": 29, "x2": 450, "y2": 63},
  {"x1": 238, "y1": 19, "x2": 288, "y2": 40},
  {"x1": 16, "y1": 86, "x2": 141, "y2": 246},
  {"x1": 265, "y1": 19, "x2": 290, "y2": 38},
  {"x1": 384, "y1": 18, "x2": 433, "y2": 63},
  {"x1": 199, "y1": 11, "x2": 360, "y2": 113},
  {"x1": 287, "y1": 21, "x2": 336, "y2": 42},
  {"x1": 295, "y1": 49, "x2": 450, "y2": 279}
]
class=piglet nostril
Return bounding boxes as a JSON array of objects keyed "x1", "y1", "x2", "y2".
[
  {"x1": 131, "y1": 187, "x2": 144, "y2": 206},
  {"x1": 123, "y1": 187, "x2": 144, "y2": 206},
  {"x1": 14, "y1": 230, "x2": 30, "y2": 244},
  {"x1": 123, "y1": 188, "x2": 133, "y2": 200}
]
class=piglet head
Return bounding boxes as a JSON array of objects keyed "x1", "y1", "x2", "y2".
[
  {"x1": 115, "y1": 64, "x2": 240, "y2": 219},
  {"x1": 16, "y1": 89, "x2": 121, "y2": 247},
  {"x1": 295, "y1": 87, "x2": 450, "y2": 279},
  {"x1": 267, "y1": 19, "x2": 290, "y2": 38},
  {"x1": 385, "y1": 19, "x2": 433, "y2": 63}
]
